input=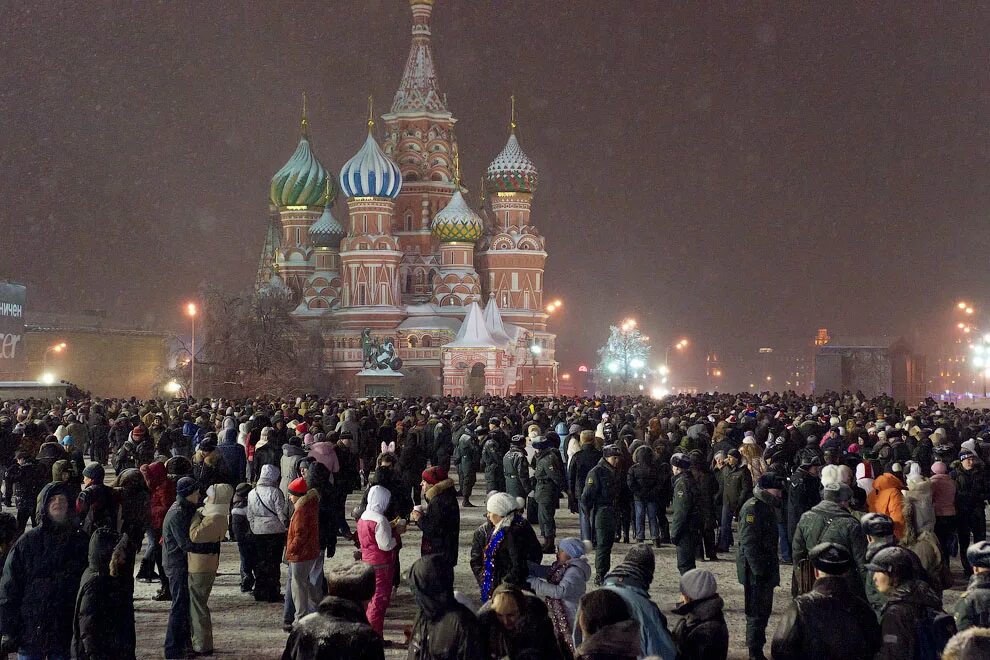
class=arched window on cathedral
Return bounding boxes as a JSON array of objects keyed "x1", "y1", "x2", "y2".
[
  {"x1": 421, "y1": 335, "x2": 432, "y2": 348},
  {"x1": 408, "y1": 335, "x2": 418, "y2": 348}
]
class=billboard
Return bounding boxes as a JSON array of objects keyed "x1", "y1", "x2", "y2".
[{"x1": 0, "y1": 282, "x2": 26, "y2": 379}]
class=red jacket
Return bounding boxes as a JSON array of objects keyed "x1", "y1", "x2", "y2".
[
  {"x1": 285, "y1": 490, "x2": 321, "y2": 562},
  {"x1": 142, "y1": 461, "x2": 175, "y2": 531}
]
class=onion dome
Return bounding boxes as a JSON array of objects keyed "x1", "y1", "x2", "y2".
[
  {"x1": 432, "y1": 189, "x2": 483, "y2": 242},
  {"x1": 270, "y1": 135, "x2": 335, "y2": 207},
  {"x1": 486, "y1": 131, "x2": 538, "y2": 194},
  {"x1": 309, "y1": 203, "x2": 345, "y2": 249},
  {"x1": 339, "y1": 132, "x2": 402, "y2": 199}
]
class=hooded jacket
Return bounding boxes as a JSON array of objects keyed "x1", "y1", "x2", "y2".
[
  {"x1": 527, "y1": 555, "x2": 592, "y2": 633},
  {"x1": 358, "y1": 485, "x2": 396, "y2": 565},
  {"x1": 671, "y1": 594, "x2": 729, "y2": 660},
  {"x1": 247, "y1": 464, "x2": 288, "y2": 535},
  {"x1": 0, "y1": 483, "x2": 89, "y2": 656},
  {"x1": 867, "y1": 473, "x2": 906, "y2": 539},
  {"x1": 188, "y1": 483, "x2": 233, "y2": 573},
  {"x1": 73, "y1": 528, "x2": 136, "y2": 660},
  {"x1": 407, "y1": 554, "x2": 481, "y2": 660},
  {"x1": 308, "y1": 441, "x2": 339, "y2": 481},
  {"x1": 279, "y1": 443, "x2": 307, "y2": 498},
  {"x1": 142, "y1": 461, "x2": 175, "y2": 530},
  {"x1": 575, "y1": 620, "x2": 642, "y2": 660},
  {"x1": 627, "y1": 446, "x2": 663, "y2": 504},
  {"x1": 216, "y1": 430, "x2": 247, "y2": 486},
  {"x1": 904, "y1": 478, "x2": 935, "y2": 534}
]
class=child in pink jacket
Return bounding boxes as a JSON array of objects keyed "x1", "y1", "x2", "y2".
[{"x1": 356, "y1": 485, "x2": 400, "y2": 636}]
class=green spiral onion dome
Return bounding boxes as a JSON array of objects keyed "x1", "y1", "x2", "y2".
[{"x1": 270, "y1": 135, "x2": 337, "y2": 207}]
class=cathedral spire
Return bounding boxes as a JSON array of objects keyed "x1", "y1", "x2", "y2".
[
  {"x1": 301, "y1": 91, "x2": 309, "y2": 138},
  {"x1": 391, "y1": 0, "x2": 448, "y2": 115}
]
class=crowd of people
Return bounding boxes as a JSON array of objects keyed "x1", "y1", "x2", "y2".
[{"x1": 0, "y1": 390, "x2": 988, "y2": 659}]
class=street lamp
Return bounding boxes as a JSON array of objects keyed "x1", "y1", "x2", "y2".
[
  {"x1": 41, "y1": 342, "x2": 67, "y2": 375},
  {"x1": 186, "y1": 302, "x2": 198, "y2": 398},
  {"x1": 664, "y1": 338, "x2": 688, "y2": 370},
  {"x1": 529, "y1": 337, "x2": 541, "y2": 395}
]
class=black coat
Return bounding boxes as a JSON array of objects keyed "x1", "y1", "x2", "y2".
[
  {"x1": 627, "y1": 447, "x2": 663, "y2": 504},
  {"x1": 671, "y1": 594, "x2": 729, "y2": 660},
  {"x1": 478, "y1": 592, "x2": 564, "y2": 660},
  {"x1": 408, "y1": 553, "x2": 482, "y2": 660},
  {"x1": 0, "y1": 483, "x2": 89, "y2": 656},
  {"x1": 771, "y1": 575, "x2": 881, "y2": 660},
  {"x1": 418, "y1": 479, "x2": 460, "y2": 566},
  {"x1": 786, "y1": 467, "x2": 821, "y2": 542},
  {"x1": 6, "y1": 459, "x2": 47, "y2": 511},
  {"x1": 468, "y1": 517, "x2": 542, "y2": 591},
  {"x1": 73, "y1": 529, "x2": 137, "y2": 660},
  {"x1": 568, "y1": 444, "x2": 602, "y2": 500},
  {"x1": 281, "y1": 596, "x2": 384, "y2": 660},
  {"x1": 877, "y1": 580, "x2": 949, "y2": 660}
]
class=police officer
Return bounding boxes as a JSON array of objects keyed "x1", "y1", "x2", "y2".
[
  {"x1": 955, "y1": 540, "x2": 990, "y2": 630},
  {"x1": 670, "y1": 453, "x2": 700, "y2": 575},
  {"x1": 452, "y1": 426, "x2": 482, "y2": 507},
  {"x1": 502, "y1": 435, "x2": 532, "y2": 500},
  {"x1": 581, "y1": 444, "x2": 621, "y2": 585},
  {"x1": 481, "y1": 424, "x2": 506, "y2": 494},
  {"x1": 737, "y1": 473, "x2": 784, "y2": 660}
]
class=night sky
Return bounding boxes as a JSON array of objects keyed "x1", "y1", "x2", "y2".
[{"x1": 4, "y1": 1, "x2": 990, "y2": 370}]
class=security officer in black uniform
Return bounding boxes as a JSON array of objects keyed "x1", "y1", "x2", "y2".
[
  {"x1": 581, "y1": 444, "x2": 621, "y2": 585},
  {"x1": 737, "y1": 473, "x2": 784, "y2": 660},
  {"x1": 955, "y1": 540, "x2": 990, "y2": 630},
  {"x1": 670, "y1": 452, "x2": 700, "y2": 575}
]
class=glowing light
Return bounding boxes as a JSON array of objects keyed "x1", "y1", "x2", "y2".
[
  {"x1": 975, "y1": 357, "x2": 985, "y2": 368},
  {"x1": 651, "y1": 386, "x2": 669, "y2": 399},
  {"x1": 658, "y1": 365, "x2": 669, "y2": 376},
  {"x1": 561, "y1": 373, "x2": 571, "y2": 380},
  {"x1": 546, "y1": 305, "x2": 555, "y2": 313},
  {"x1": 984, "y1": 334, "x2": 990, "y2": 344},
  {"x1": 630, "y1": 358, "x2": 645, "y2": 370},
  {"x1": 967, "y1": 307, "x2": 974, "y2": 315},
  {"x1": 965, "y1": 327, "x2": 972, "y2": 334},
  {"x1": 186, "y1": 302, "x2": 198, "y2": 317},
  {"x1": 577, "y1": 365, "x2": 588, "y2": 373},
  {"x1": 39, "y1": 373, "x2": 56, "y2": 385},
  {"x1": 959, "y1": 323, "x2": 966, "y2": 329},
  {"x1": 165, "y1": 380, "x2": 182, "y2": 394},
  {"x1": 959, "y1": 301, "x2": 968, "y2": 309},
  {"x1": 607, "y1": 361, "x2": 620, "y2": 374},
  {"x1": 530, "y1": 344, "x2": 542, "y2": 355}
]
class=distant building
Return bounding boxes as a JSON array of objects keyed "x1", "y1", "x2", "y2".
[{"x1": 813, "y1": 335, "x2": 926, "y2": 403}]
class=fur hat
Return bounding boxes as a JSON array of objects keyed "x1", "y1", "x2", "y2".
[
  {"x1": 486, "y1": 492, "x2": 523, "y2": 517},
  {"x1": 326, "y1": 562, "x2": 377, "y2": 602},
  {"x1": 861, "y1": 512, "x2": 894, "y2": 537},
  {"x1": 810, "y1": 542, "x2": 853, "y2": 575}
]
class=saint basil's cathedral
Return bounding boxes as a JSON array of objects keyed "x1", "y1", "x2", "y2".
[{"x1": 256, "y1": 0, "x2": 557, "y2": 396}]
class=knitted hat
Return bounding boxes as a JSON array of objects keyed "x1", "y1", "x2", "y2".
[
  {"x1": 810, "y1": 542, "x2": 853, "y2": 575},
  {"x1": 326, "y1": 562, "x2": 376, "y2": 602},
  {"x1": 727, "y1": 449, "x2": 742, "y2": 461},
  {"x1": 679, "y1": 568, "x2": 717, "y2": 601},
  {"x1": 421, "y1": 466, "x2": 447, "y2": 485},
  {"x1": 959, "y1": 449, "x2": 977, "y2": 461},
  {"x1": 82, "y1": 464, "x2": 105, "y2": 482},
  {"x1": 558, "y1": 537, "x2": 587, "y2": 559},
  {"x1": 605, "y1": 543, "x2": 655, "y2": 588},
  {"x1": 931, "y1": 461, "x2": 947, "y2": 475},
  {"x1": 60, "y1": 435, "x2": 73, "y2": 447},
  {"x1": 486, "y1": 492, "x2": 523, "y2": 517},
  {"x1": 288, "y1": 477, "x2": 308, "y2": 496},
  {"x1": 303, "y1": 433, "x2": 315, "y2": 446},
  {"x1": 132, "y1": 426, "x2": 145, "y2": 438},
  {"x1": 176, "y1": 476, "x2": 200, "y2": 498}
]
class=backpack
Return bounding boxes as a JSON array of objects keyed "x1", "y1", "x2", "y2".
[{"x1": 914, "y1": 607, "x2": 956, "y2": 659}]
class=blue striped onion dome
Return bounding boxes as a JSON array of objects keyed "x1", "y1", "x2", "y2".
[
  {"x1": 309, "y1": 203, "x2": 345, "y2": 248},
  {"x1": 339, "y1": 132, "x2": 402, "y2": 199},
  {"x1": 486, "y1": 131, "x2": 538, "y2": 194},
  {"x1": 432, "y1": 189, "x2": 483, "y2": 242},
  {"x1": 270, "y1": 136, "x2": 335, "y2": 207}
]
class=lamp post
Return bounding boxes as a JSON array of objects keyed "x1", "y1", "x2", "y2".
[
  {"x1": 41, "y1": 342, "x2": 67, "y2": 376},
  {"x1": 529, "y1": 336, "x2": 541, "y2": 395},
  {"x1": 664, "y1": 339, "x2": 688, "y2": 370},
  {"x1": 186, "y1": 302, "x2": 197, "y2": 398}
]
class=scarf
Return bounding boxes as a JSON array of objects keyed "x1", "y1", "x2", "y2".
[
  {"x1": 481, "y1": 516, "x2": 515, "y2": 602},
  {"x1": 544, "y1": 561, "x2": 575, "y2": 653}
]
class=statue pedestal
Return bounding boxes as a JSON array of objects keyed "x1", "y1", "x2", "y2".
[{"x1": 356, "y1": 368, "x2": 404, "y2": 397}]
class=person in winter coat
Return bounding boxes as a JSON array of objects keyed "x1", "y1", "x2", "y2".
[
  {"x1": 954, "y1": 449, "x2": 989, "y2": 576},
  {"x1": 192, "y1": 435, "x2": 227, "y2": 490},
  {"x1": 902, "y1": 481, "x2": 943, "y2": 593},
  {"x1": 531, "y1": 437, "x2": 565, "y2": 552},
  {"x1": 478, "y1": 584, "x2": 564, "y2": 660},
  {"x1": 231, "y1": 483, "x2": 256, "y2": 592},
  {"x1": 737, "y1": 474, "x2": 784, "y2": 660},
  {"x1": 6, "y1": 450, "x2": 47, "y2": 532},
  {"x1": 187, "y1": 483, "x2": 232, "y2": 654},
  {"x1": 575, "y1": 543, "x2": 677, "y2": 660},
  {"x1": 671, "y1": 568, "x2": 729, "y2": 660},
  {"x1": 139, "y1": 460, "x2": 176, "y2": 598},
  {"x1": 582, "y1": 446, "x2": 622, "y2": 583},
  {"x1": 568, "y1": 431, "x2": 602, "y2": 542},
  {"x1": 286, "y1": 477, "x2": 323, "y2": 625},
  {"x1": 357, "y1": 485, "x2": 399, "y2": 636},
  {"x1": 51, "y1": 457, "x2": 81, "y2": 502},
  {"x1": 76, "y1": 463, "x2": 120, "y2": 537},
  {"x1": 626, "y1": 445, "x2": 663, "y2": 546},
  {"x1": 413, "y1": 467, "x2": 459, "y2": 567},
  {"x1": 717, "y1": 449, "x2": 753, "y2": 552},
  {"x1": 502, "y1": 435, "x2": 531, "y2": 500},
  {"x1": 112, "y1": 439, "x2": 138, "y2": 474},
  {"x1": 574, "y1": 589, "x2": 641, "y2": 660},
  {"x1": 279, "y1": 437, "x2": 307, "y2": 497},
  {"x1": 73, "y1": 528, "x2": 137, "y2": 660},
  {"x1": 670, "y1": 453, "x2": 702, "y2": 575},
  {"x1": 867, "y1": 472, "x2": 906, "y2": 540},
  {"x1": 113, "y1": 467, "x2": 150, "y2": 576},
  {"x1": 954, "y1": 541, "x2": 990, "y2": 630},
  {"x1": 786, "y1": 457, "x2": 822, "y2": 548},
  {"x1": 247, "y1": 464, "x2": 288, "y2": 602},
  {"x1": 930, "y1": 461, "x2": 957, "y2": 570},
  {"x1": 470, "y1": 492, "x2": 542, "y2": 602},
  {"x1": 452, "y1": 427, "x2": 481, "y2": 507},
  {"x1": 304, "y1": 460, "x2": 338, "y2": 560},
  {"x1": 527, "y1": 537, "x2": 592, "y2": 656},
  {"x1": 162, "y1": 477, "x2": 215, "y2": 660},
  {"x1": 281, "y1": 562, "x2": 385, "y2": 660},
  {"x1": 407, "y1": 553, "x2": 482, "y2": 660},
  {"x1": 792, "y1": 482, "x2": 867, "y2": 598},
  {"x1": 867, "y1": 545, "x2": 954, "y2": 660},
  {"x1": 252, "y1": 427, "x2": 280, "y2": 481},
  {"x1": 481, "y1": 428, "x2": 506, "y2": 495},
  {"x1": 309, "y1": 438, "x2": 340, "y2": 482},
  {"x1": 399, "y1": 425, "x2": 430, "y2": 506},
  {"x1": 771, "y1": 542, "x2": 881, "y2": 660},
  {"x1": 216, "y1": 426, "x2": 247, "y2": 486},
  {"x1": 0, "y1": 482, "x2": 89, "y2": 659}
]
